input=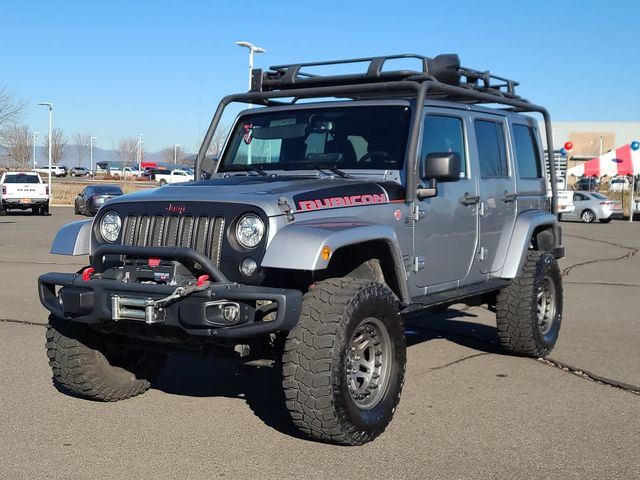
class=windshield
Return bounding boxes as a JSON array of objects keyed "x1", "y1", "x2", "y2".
[
  {"x1": 591, "y1": 192, "x2": 607, "y2": 200},
  {"x1": 3, "y1": 174, "x2": 40, "y2": 184},
  {"x1": 217, "y1": 105, "x2": 411, "y2": 173}
]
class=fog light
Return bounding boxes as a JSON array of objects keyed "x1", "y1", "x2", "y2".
[
  {"x1": 222, "y1": 305, "x2": 239, "y2": 323},
  {"x1": 240, "y1": 257, "x2": 258, "y2": 276}
]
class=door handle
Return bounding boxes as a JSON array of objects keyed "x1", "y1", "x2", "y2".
[
  {"x1": 460, "y1": 193, "x2": 480, "y2": 206},
  {"x1": 502, "y1": 192, "x2": 517, "y2": 203}
]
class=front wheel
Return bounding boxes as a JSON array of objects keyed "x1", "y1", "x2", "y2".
[
  {"x1": 46, "y1": 316, "x2": 165, "y2": 401},
  {"x1": 581, "y1": 209, "x2": 596, "y2": 223},
  {"x1": 496, "y1": 251, "x2": 563, "y2": 357},
  {"x1": 282, "y1": 278, "x2": 406, "y2": 445}
]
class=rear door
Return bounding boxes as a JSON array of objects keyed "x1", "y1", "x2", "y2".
[{"x1": 472, "y1": 116, "x2": 518, "y2": 275}]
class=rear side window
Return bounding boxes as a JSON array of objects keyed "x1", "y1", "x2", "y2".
[
  {"x1": 512, "y1": 124, "x2": 542, "y2": 178},
  {"x1": 475, "y1": 120, "x2": 508, "y2": 178},
  {"x1": 420, "y1": 115, "x2": 466, "y2": 176}
]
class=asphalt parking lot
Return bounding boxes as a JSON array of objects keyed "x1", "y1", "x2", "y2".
[{"x1": 1, "y1": 208, "x2": 638, "y2": 480}]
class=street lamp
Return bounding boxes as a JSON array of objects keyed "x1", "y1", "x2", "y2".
[
  {"x1": 236, "y1": 41, "x2": 266, "y2": 90},
  {"x1": 174, "y1": 144, "x2": 181, "y2": 164},
  {"x1": 90, "y1": 136, "x2": 98, "y2": 173},
  {"x1": 137, "y1": 134, "x2": 143, "y2": 172},
  {"x1": 236, "y1": 41, "x2": 266, "y2": 166},
  {"x1": 37, "y1": 102, "x2": 53, "y2": 208},
  {"x1": 32, "y1": 131, "x2": 39, "y2": 169}
]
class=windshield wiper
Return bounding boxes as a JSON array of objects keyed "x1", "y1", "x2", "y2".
[{"x1": 324, "y1": 165, "x2": 350, "y2": 179}]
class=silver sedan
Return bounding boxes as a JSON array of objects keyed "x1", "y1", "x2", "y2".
[{"x1": 561, "y1": 192, "x2": 623, "y2": 223}]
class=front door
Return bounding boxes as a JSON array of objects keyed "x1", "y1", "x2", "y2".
[
  {"x1": 473, "y1": 117, "x2": 517, "y2": 274},
  {"x1": 413, "y1": 111, "x2": 478, "y2": 290}
]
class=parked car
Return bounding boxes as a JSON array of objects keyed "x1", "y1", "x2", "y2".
[
  {"x1": 608, "y1": 176, "x2": 630, "y2": 192},
  {"x1": 155, "y1": 169, "x2": 194, "y2": 185},
  {"x1": 574, "y1": 177, "x2": 599, "y2": 191},
  {"x1": 70, "y1": 166, "x2": 93, "y2": 177},
  {"x1": 74, "y1": 184, "x2": 123, "y2": 216},
  {"x1": 35, "y1": 165, "x2": 67, "y2": 178},
  {"x1": 0, "y1": 171, "x2": 49, "y2": 215},
  {"x1": 561, "y1": 191, "x2": 623, "y2": 223},
  {"x1": 111, "y1": 167, "x2": 141, "y2": 180}
]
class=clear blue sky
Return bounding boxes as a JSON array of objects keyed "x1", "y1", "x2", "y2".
[{"x1": 2, "y1": 0, "x2": 639, "y2": 153}]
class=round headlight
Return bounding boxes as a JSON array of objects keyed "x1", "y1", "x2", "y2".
[
  {"x1": 100, "y1": 211, "x2": 122, "y2": 243},
  {"x1": 236, "y1": 214, "x2": 264, "y2": 249}
]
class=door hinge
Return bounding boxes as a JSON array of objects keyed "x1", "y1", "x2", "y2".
[
  {"x1": 478, "y1": 202, "x2": 486, "y2": 217},
  {"x1": 408, "y1": 202, "x2": 426, "y2": 222},
  {"x1": 413, "y1": 256, "x2": 425, "y2": 273},
  {"x1": 478, "y1": 247, "x2": 488, "y2": 261}
]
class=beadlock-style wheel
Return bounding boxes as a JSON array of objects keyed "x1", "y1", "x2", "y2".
[{"x1": 346, "y1": 317, "x2": 391, "y2": 410}]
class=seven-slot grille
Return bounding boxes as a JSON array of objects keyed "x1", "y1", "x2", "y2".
[{"x1": 122, "y1": 214, "x2": 225, "y2": 267}]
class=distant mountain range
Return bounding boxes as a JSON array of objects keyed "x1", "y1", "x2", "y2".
[{"x1": 1, "y1": 145, "x2": 196, "y2": 169}]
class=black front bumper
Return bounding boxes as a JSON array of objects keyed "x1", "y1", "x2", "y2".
[{"x1": 38, "y1": 246, "x2": 303, "y2": 340}]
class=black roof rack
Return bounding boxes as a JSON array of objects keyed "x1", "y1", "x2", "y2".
[{"x1": 251, "y1": 53, "x2": 526, "y2": 104}]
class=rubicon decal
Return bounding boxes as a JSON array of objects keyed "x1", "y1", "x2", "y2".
[{"x1": 298, "y1": 193, "x2": 388, "y2": 211}]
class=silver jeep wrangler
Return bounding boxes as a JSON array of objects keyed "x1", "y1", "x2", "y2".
[{"x1": 40, "y1": 54, "x2": 564, "y2": 445}]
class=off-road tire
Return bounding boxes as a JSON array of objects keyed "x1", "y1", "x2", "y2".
[
  {"x1": 496, "y1": 251, "x2": 562, "y2": 357},
  {"x1": 46, "y1": 315, "x2": 165, "y2": 401},
  {"x1": 282, "y1": 278, "x2": 406, "y2": 446},
  {"x1": 159, "y1": 179, "x2": 167, "y2": 186}
]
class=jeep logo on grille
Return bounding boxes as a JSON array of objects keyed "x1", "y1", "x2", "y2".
[{"x1": 166, "y1": 203, "x2": 186, "y2": 215}]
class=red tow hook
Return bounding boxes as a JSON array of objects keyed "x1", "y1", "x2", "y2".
[
  {"x1": 81, "y1": 267, "x2": 95, "y2": 281},
  {"x1": 196, "y1": 275, "x2": 209, "y2": 286}
]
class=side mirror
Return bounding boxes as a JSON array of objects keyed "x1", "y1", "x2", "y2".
[{"x1": 420, "y1": 152, "x2": 461, "y2": 182}]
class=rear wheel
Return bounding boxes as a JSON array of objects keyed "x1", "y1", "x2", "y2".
[
  {"x1": 581, "y1": 209, "x2": 596, "y2": 223},
  {"x1": 46, "y1": 315, "x2": 165, "y2": 401},
  {"x1": 496, "y1": 251, "x2": 562, "y2": 357},
  {"x1": 282, "y1": 278, "x2": 405, "y2": 445},
  {"x1": 159, "y1": 179, "x2": 167, "y2": 186}
]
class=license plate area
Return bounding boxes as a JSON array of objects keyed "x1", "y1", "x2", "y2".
[
  {"x1": 21, "y1": 198, "x2": 32, "y2": 204},
  {"x1": 111, "y1": 295, "x2": 165, "y2": 324}
]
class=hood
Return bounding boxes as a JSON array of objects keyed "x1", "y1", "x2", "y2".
[{"x1": 107, "y1": 175, "x2": 405, "y2": 216}]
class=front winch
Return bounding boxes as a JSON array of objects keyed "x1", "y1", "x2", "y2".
[{"x1": 110, "y1": 279, "x2": 212, "y2": 325}]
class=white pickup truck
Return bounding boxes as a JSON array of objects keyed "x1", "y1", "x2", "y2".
[
  {"x1": 0, "y1": 171, "x2": 50, "y2": 215},
  {"x1": 155, "y1": 169, "x2": 194, "y2": 185}
]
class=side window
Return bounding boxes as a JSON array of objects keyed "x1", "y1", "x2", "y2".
[
  {"x1": 475, "y1": 120, "x2": 508, "y2": 178},
  {"x1": 512, "y1": 124, "x2": 542, "y2": 178},
  {"x1": 420, "y1": 115, "x2": 466, "y2": 176}
]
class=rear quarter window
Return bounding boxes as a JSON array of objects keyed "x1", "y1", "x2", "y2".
[{"x1": 512, "y1": 124, "x2": 542, "y2": 178}]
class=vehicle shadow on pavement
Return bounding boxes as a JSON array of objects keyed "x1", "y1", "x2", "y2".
[
  {"x1": 150, "y1": 307, "x2": 503, "y2": 438},
  {"x1": 153, "y1": 353, "x2": 305, "y2": 439},
  {"x1": 404, "y1": 307, "x2": 503, "y2": 354}
]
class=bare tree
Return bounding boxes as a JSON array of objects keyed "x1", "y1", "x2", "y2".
[
  {"x1": 206, "y1": 124, "x2": 229, "y2": 157},
  {"x1": 0, "y1": 86, "x2": 24, "y2": 131},
  {"x1": 72, "y1": 133, "x2": 91, "y2": 167},
  {"x1": 161, "y1": 145, "x2": 186, "y2": 165},
  {"x1": 0, "y1": 125, "x2": 32, "y2": 168},
  {"x1": 43, "y1": 128, "x2": 67, "y2": 165},
  {"x1": 117, "y1": 137, "x2": 139, "y2": 166}
]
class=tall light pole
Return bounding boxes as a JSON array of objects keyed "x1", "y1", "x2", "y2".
[
  {"x1": 236, "y1": 41, "x2": 265, "y2": 165},
  {"x1": 90, "y1": 136, "x2": 98, "y2": 173},
  {"x1": 236, "y1": 41, "x2": 266, "y2": 91},
  {"x1": 174, "y1": 144, "x2": 181, "y2": 164},
  {"x1": 37, "y1": 102, "x2": 53, "y2": 206},
  {"x1": 32, "y1": 131, "x2": 39, "y2": 169},
  {"x1": 137, "y1": 134, "x2": 143, "y2": 172}
]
